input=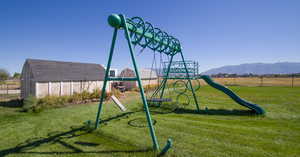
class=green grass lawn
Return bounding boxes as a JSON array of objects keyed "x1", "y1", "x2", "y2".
[{"x1": 0, "y1": 86, "x2": 299, "y2": 157}]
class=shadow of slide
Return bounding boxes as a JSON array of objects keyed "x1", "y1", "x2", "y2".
[{"x1": 174, "y1": 107, "x2": 256, "y2": 116}]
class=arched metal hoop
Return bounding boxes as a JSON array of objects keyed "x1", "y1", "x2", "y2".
[
  {"x1": 126, "y1": 16, "x2": 181, "y2": 56},
  {"x1": 173, "y1": 80, "x2": 187, "y2": 94},
  {"x1": 176, "y1": 93, "x2": 190, "y2": 106}
]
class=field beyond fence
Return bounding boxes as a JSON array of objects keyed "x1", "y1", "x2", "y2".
[{"x1": 202, "y1": 77, "x2": 300, "y2": 87}]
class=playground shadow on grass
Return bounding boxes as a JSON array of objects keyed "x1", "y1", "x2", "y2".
[
  {"x1": 0, "y1": 119, "x2": 153, "y2": 156},
  {"x1": 0, "y1": 99, "x2": 22, "y2": 108},
  {"x1": 174, "y1": 107, "x2": 256, "y2": 116},
  {"x1": 148, "y1": 102, "x2": 256, "y2": 116}
]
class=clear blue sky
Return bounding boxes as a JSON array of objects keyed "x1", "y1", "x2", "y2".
[{"x1": 1, "y1": 0, "x2": 299, "y2": 74}]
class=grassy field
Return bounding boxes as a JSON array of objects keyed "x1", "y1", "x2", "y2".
[
  {"x1": 0, "y1": 86, "x2": 299, "y2": 157},
  {"x1": 212, "y1": 77, "x2": 300, "y2": 87}
]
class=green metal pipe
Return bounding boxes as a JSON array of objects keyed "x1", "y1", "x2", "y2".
[
  {"x1": 159, "y1": 138, "x2": 173, "y2": 156},
  {"x1": 107, "y1": 77, "x2": 138, "y2": 81},
  {"x1": 151, "y1": 78, "x2": 166, "y2": 99},
  {"x1": 200, "y1": 75, "x2": 265, "y2": 114},
  {"x1": 95, "y1": 28, "x2": 119, "y2": 129},
  {"x1": 180, "y1": 52, "x2": 200, "y2": 112},
  {"x1": 164, "y1": 77, "x2": 199, "y2": 80},
  {"x1": 159, "y1": 55, "x2": 174, "y2": 100},
  {"x1": 121, "y1": 15, "x2": 160, "y2": 150}
]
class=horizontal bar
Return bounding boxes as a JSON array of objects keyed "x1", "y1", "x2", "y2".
[
  {"x1": 107, "y1": 77, "x2": 138, "y2": 81},
  {"x1": 163, "y1": 77, "x2": 199, "y2": 80}
]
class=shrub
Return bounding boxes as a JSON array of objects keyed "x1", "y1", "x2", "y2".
[
  {"x1": 144, "y1": 84, "x2": 159, "y2": 92},
  {"x1": 56, "y1": 96, "x2": 71, "y2": 106},
  {"x1": 90, "y1": 88, "x2": 101, "y2": 100},
  {"x1": 132, "y1": 87, "x2": 140, "y2": 92},
  {"x1": 22, "y1": 90, "x2": 114, "y2": 112},
  {"x1": 38, "y1": 96, "x2": 57, "y2": 107},
  {"x1": 81, "y1": 90, "x2": 91, "y2": 101},
  {"x1": 131, "y1": 84, "x2": 159, "y2": 93},
  {"x1": 71, "y1": 92, "x2": 83, "y2": 103},
  {"x1": 37, "y1": 95, "x2": 71, "y2": 108},
  {"x1": 111, "y1": 89, "x2": 122, "y2": 98},
  {"x1": 22, "y1": 95, "x2": 43, "y2": 113}
]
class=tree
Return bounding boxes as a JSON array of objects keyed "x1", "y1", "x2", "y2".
[
  {"x1": 0, "y1": 68, "x2": 10, "y2": 81},
  {"x1": 13, "y1": 72, "x2": 21, "y2": 79}
]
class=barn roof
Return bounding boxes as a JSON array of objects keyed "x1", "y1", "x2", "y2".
[{"x1": 25, "y1": 59, "x2": 105, "y2": 82}]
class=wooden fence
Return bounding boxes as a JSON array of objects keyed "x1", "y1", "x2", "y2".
[{"x1": 0, "y1": 84, "x2": 20, "y2": 102}]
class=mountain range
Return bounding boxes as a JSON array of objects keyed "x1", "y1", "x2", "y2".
[{"x1": 202, "y1": 62, "x2": 300, "y2": 75}]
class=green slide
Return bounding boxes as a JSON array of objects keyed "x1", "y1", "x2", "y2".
[{"x1": 200, "y1": 75, "x2": 265, "y2": 115}]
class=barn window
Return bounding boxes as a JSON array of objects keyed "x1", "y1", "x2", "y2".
[{"x1": 109, "y1": 70, "x2": 116, "y2": 77}]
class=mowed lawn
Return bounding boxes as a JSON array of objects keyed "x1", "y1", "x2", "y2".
[{"x1": 0, "y1": 86, "x2": 299, "y2": 157}]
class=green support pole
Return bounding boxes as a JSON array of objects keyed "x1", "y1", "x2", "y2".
[
  {"x1": 151, "y1": 79, "x2": 166, "y2": 99},
  {"x1": 120, "y1": 15, "x2": 160, "y2": 150},
  {"x1": 95, "y1": 28, "x2": 118, "y2": 129},
  {"x1": 180, "y1": 52, "x2": 200, "y2": 112},
  {"x1": 159, "y1": 55, "x2": 174, "y2": 100}
]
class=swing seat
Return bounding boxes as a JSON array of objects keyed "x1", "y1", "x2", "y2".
[{"x1": 147, "y1": 98, "x2": 172, "y2": 103}]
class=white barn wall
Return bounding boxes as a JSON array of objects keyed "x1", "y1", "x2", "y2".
[
  {"x1": 62, "y1": 82, "x2": 71, "y2": 95},
  {"x1": 35, "y1": 80, "x2": 112, "y2": 98},
  {"x1": 36, "y1": 82, "x2": 48, "y2": 98},
  {"x1": 73, "y1": 81, "x2": 81, "y2": 94},
  {"x1": 141, "y1": 79, "x2": 158, "y2": 86},
  {"x1": 51, "y1": 82, "x2": 60, "y2": 96}
]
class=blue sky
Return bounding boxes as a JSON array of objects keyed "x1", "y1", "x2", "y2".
[{"x1": 1, "y1": 0, "x2": 299, "y2": 74}]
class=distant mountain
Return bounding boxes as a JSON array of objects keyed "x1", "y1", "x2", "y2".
[{"x1": 202, "y1": 62, "x2": 300, "y2": 75}]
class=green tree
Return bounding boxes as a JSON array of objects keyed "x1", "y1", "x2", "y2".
[
  {"x1": 13, "y1": 72, "x2": 21, "y2": 79},
  {"x1": 0, "y1": 68, "x2": 10, "y2": 81}
]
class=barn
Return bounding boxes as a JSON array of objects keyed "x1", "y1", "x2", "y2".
[
  {"x1": 117, "y1": 68, "x2": 158, "y2": 90},
  {"x1": 21, "y1": 59, "x2": 113, "y2": 99}
]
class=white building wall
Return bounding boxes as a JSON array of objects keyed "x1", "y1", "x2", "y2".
[
  {"x1": 141, "y1": 79, "x2": 158, "y2": 86},
  {"x1": 35, "y1": 80, "x2": 112, "y2": 98},
  {"x1": 51, "y1": 82, "x2": 60, "y2": 96},
  {"x1": 62, "y1": 81, "x2": 71, "y2": 95},
  {"x1": 73, "y1": 81, "x2": 81, "y2": 93},
  {"x1": 36, "y1": 82, "x2": 48, "y2": 98}
]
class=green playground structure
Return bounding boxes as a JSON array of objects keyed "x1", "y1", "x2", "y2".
[
  {"x1": 199, "y1": 75, "x2": 265, "y2": 115},
  {"x1": 93, "y1": 13, "x2": 265, "y2": 154},
  {"x1": 158, "y1": 61, "x2": 265, "y2": 114}
]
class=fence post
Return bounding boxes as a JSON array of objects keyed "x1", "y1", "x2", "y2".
[
  {"x1": 0, "y1": 85, "x2": 2, "y2": 101},
  {"x1": 7, "y1": 84, "x2": 9, "y2": 100},
  {"x1": 260, "y1": 76, "x2": 263, "y2": 87},
  {"x1": 292, "y1": 74, "x2": 294, "y2": 88}
]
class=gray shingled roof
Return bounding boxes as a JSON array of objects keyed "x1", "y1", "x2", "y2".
[{"x1": 25, "y1": 59, "x2": 105, "y2": 82}]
